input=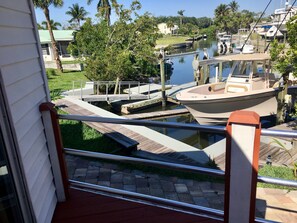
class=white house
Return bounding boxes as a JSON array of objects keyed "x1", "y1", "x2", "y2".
[
  {"x1": 38, "y1": 30, "x2": 75, "y2": 62},
  {"x1": 0, "y1": 0, "x2": 66, "y2": 222},
  {"x1": 157, "y1": 23, "x2": 179, "y2": 35}
]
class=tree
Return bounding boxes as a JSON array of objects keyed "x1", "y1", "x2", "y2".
[
  {"x1": 37, "y1": 23, "x2": 45, "y2": 30},
  {"x1": 177, "y1": 10, "x2": 185, "y2": 27},
  {"x1": 270, "y1": 14, "x2": 297, "y2": 76},
  {"x1": 69, "y1": 1, "x2": 159, "y2": 91},
  {"x1": 33, "y1": 0, "x2": 63, "y2": 72},
  {"x1": 229, "y1": 0, "x2": 239, "y2": 13},
  {"x1": 41, "y1": 19, "x2": 62, "y2": 30},
  {"x1": 166, "y1": 21, "x2": 174, "y2": 35},
  {"x1": 214, "y1": 4, "x2": 229, "y2": 32},
  {"x1": 87, "y1": 0, "x2": 119, "y2": 25},
  {"x1": 66, "y1": 3, "x2": 88, "y2": 28}
]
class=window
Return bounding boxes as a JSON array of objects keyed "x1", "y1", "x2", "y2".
[
  {"x1": 58, "y1": 41, "x2": 70, "y2": 57},
  {"x1": 41, "y1": 44, "x2": 49, "y2": 55},
  {"x1": 0, "y1": 131, "x2": 24, "y2": 223}
]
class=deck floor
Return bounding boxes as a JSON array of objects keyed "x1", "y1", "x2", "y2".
[{"x1": 52, "y1": 189, "x2": 220, "y2": 223}]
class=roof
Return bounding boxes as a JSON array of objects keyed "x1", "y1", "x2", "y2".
[
  {"x1": 215, "y1": 53, "x2": 271, "y2": 61},
  {"x1": 198, "y1": 53, "x2": 271, "y2": 66},
  {"x1": 38, "y1": 30, "x2": 75, "y2": 43}
]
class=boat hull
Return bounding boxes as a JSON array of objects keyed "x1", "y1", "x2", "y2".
[{"x1": 179, "y1": 89, "x2": 278, "y2": 125}]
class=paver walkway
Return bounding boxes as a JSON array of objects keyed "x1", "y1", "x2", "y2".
[{"x1": 66, "y1": 155, "x2": 297, "y2": 223}]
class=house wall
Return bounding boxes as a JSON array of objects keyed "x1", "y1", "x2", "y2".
[
  {"x1": 0, "y1": 0, "x2": 57, "y2": 222},
  {"x1": 157, "y1": 23, "x2": 178, "y2": 35}
]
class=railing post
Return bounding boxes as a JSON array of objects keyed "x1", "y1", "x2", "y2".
[
  {"x1": 39, "y1": 102, "x2": 69, "y2": 201},
  {"x1": 224, "y1": 111, "x2": 261, "y2": 223},
  {"x1": 106, "y1": 83, "x2": 108, "y2": 101},
  {"x1": 128, "y1": 83, "x2": 131, "y2": 100}
]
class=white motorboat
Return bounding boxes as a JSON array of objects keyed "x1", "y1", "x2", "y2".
[{"x1": 176, "y1": 53, "x2": 279, "y2": 125}]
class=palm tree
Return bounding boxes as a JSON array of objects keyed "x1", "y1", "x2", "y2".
[
  {"x1": 215, "y1": 4, "x2": 229, "y2": 18},
  {"x1": 87, "y1": 0, "x2": 118, "y2": 26},
  {"x1": 66, "y1": 3, "x2": 88, "y2": 27},
  {"x1": 37, "y1": 23, "x2": 45, "y2": 30},
  {"x1": 229, "y1": 0, "x2": 239, "y2": 13},
  {"x1": 177, "y1": 10, "x2": 185, "y2": 27},
  {"x1": 41, "y1": 19, "x2": 62, "y2": 30},
  {"x1": 214, "y1": 4, "x2": 230, "y2": 32},
  {"x1": 33, "y1": 0, "x2": 63, "y2": 72}
]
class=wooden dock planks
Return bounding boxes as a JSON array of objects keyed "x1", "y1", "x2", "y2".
[
  {"x1": 55, "y1": 99, "x2": 197, "y2": 164},
  {"x1": 215, "y1": 142, "x2": 296, "y2": 170}
]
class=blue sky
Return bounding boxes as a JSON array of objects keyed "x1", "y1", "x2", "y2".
[{"x1": 34, "y1": 0, "x2": 289, "y2": 27}]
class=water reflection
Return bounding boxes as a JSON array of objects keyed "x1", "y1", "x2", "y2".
[
  {"x1": 167, "y1": 39, "x2": 232, "y2": 85},
  {"x1": 150, "y1": 114, "x2": 224, "y2": 150}
]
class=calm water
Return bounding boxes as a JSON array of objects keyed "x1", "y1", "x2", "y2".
[{"x1": 165, "y1": 39, "x2": 231, "y2": 85}]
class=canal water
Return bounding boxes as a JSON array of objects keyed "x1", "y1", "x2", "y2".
[{"x1": 165, "y1": 39, "x2": 231, "y2": 85}]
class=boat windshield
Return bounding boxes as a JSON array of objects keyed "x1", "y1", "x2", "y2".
[{"x1": 231, "y1": 61, "x2": 252, "y2": 78}]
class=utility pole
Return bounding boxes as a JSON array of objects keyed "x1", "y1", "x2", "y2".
[{"x1": 159, "y1": 48, "x2": 166, "y2": 107}]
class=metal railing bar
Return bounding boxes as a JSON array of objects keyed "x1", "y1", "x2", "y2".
[
  {"x1": 64, "y1": 148, "x2": 225, "y2": 177},
  {"x1": 257, "y1": 175, "x2": 297, "y2": 188},
  {"x1": 69, "y1": 180, "x2": 278, "y2": 223},
  {"x1": 69, "y1": 180, "x2": 224, "y2": 219},
  {"x1": 65, "y1": 148, "x2": 297, "y2": 188},
  {"x1": 261, "y1": 128, "x2": 297, "y2": 138},
  {"x1": 58, "y1": 114, "x2": 297, "y2": 138},
  {"x1": 58, "y1": 114, "x2": 226, "y2": 134}
]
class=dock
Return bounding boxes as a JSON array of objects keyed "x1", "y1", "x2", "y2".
[
  {"x1": 82, "y1": 94, "x2": 148, "y2": 102},
  {"x1": 121, "y1": 82, "x2": 196, "y2": 114},
  {"x1": 55, "y1": 97, "x2": 210, "y2": 165},
  {"x1": 124, "y1": 108, "x2": 189, "y2": 120},
  {"x1": 214, "y1": 142, "x2": 297, "y2": 170},
  {"x1": 210, "y1": 120, "x2": 297, "y2": 170}
]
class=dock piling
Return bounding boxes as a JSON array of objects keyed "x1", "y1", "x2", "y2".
[{"x1": 159, "y1": 48, "x2": 167, "y2": 107}]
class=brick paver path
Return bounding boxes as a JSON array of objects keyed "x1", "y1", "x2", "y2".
[{"x1": 66, "y1": 155, "x2": 297, "y2": 222}]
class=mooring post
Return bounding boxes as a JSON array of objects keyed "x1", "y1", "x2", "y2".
[
  {"x1": 159, "y1": 48, "x2": 166, "y2": 107},
  {"x1": 219, "y1": 62, "x2": 223, "y2": 81},
  {"x1": 224, "y1": 111, "x2": 261, "y2": 223},
  {"x1": 80, "y1": 81, "x2": 82, "y2": 100}
]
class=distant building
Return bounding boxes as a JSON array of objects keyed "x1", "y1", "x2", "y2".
[
  {"x1": 38, "y1": 30, "x2": 76, "y2": 62},
  {"x1": 157, "y1": 23, "x2": 179, "y2": 35}
]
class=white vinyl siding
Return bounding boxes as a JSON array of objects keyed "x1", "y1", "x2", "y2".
[{"x1": 0, "y1": 1, "x2": 57, "y2": 222}]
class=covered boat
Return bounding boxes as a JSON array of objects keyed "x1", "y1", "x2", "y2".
[{"x1": 176, "y1": 53, "x2": 279, "y2": 125}]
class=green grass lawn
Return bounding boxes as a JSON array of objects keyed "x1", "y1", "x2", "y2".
[
  {"x1": 156, "y1": 35, "x2": 190, "y2": 45},
  {"x1": 47, "y1": 68, "x2": 89, "y2": 92},
  {"x1": 59, "y1": 118, "x2": 122, "y2": 154},
  {"x1": 258, "y1": 165, "x2": 296, "y2": 190},
  {"x1": 61, "y1": 60, "x2": 80, "y2": 65},
  {"x1": 46, "y1": 68, "x2": 90, "y2": 100}
]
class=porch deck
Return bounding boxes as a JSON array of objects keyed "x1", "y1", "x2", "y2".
[{"x1": 52, "y1": 188, "x2": 220, "y2": 223}]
